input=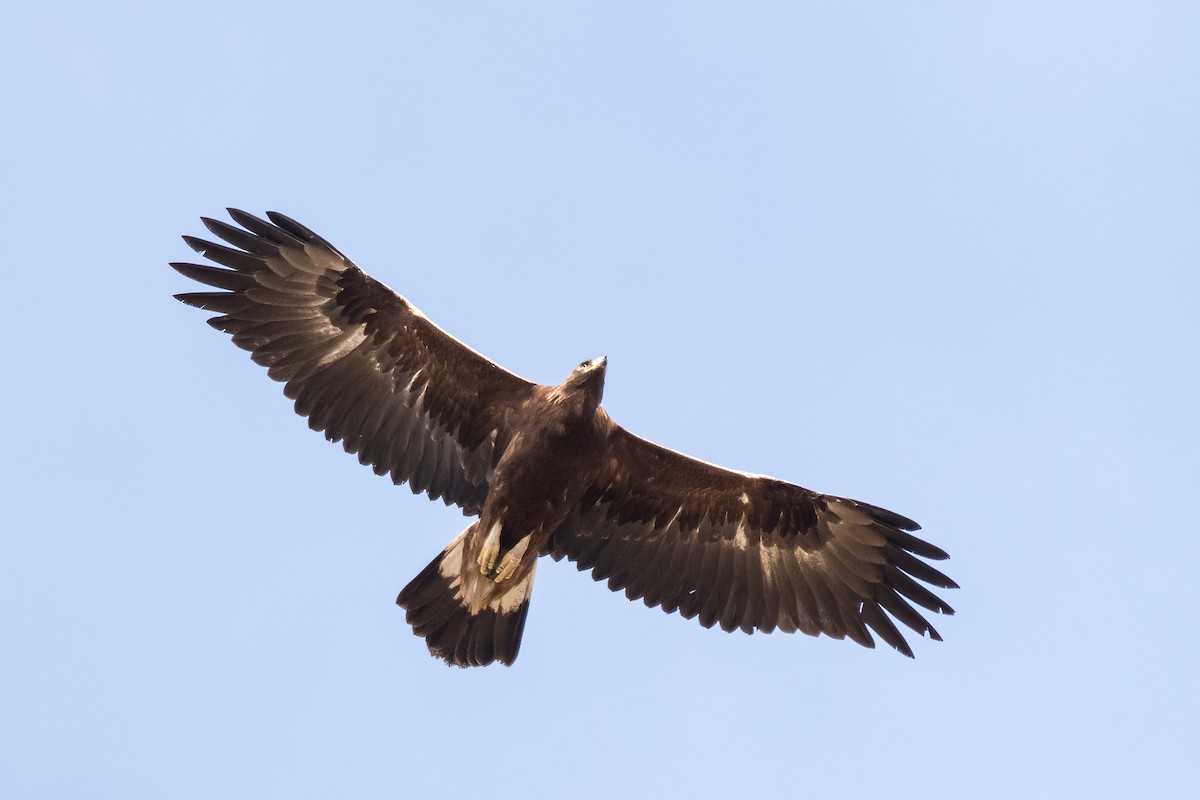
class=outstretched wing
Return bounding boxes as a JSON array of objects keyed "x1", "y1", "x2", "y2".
[
  {"x1": 172, "y1": 209, "x2": 536, "y2": 513},
  {"x1": 548, "y1": 426, "x2": 957, "y2": 656}
]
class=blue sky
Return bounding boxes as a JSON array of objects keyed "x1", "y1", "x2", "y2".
[{"x1": 2, "y1": 2, "x2": 1197, "y2": 797}]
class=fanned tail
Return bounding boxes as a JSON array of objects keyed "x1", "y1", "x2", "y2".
[{"x1": 396, "y1": 529, "x2": 535, "y2": 667}]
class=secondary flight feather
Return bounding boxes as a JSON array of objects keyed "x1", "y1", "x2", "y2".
[{"x1": 173, "y1": 209, "x2": 957, "y2": 666}]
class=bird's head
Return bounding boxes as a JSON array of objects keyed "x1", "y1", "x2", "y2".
[{"x1": 560, "y1": 355, "x2": 608, "y2": 407}]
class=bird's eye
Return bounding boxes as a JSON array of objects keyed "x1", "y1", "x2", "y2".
[{"x1": 579, "y1": 360, "x2": 590, "y2": 368}]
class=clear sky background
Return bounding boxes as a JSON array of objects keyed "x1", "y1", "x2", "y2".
[{"x1": 2, "y1": 2, "x2": 1197, "y2": 798}]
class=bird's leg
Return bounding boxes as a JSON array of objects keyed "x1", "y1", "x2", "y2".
[
  {"x1": 477, "y1": 521, "x2": 502, "y2": 577},
  {"x1": 493, "y1": 535, "x2": 530, "y2": 583}
]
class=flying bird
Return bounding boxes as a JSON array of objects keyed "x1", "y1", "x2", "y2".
[{"x1": 172, "y1": 209, "x2": 957, "y2": 667}]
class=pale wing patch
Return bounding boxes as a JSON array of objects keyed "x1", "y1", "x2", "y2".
[
  {"x1": 306, "y1": 326, "x2": 367, "y2": 373},
  {"x1": 732, "y1": 516, "x2": 750, "y2": 550},
  {"x1": 759, "y1": 541, "x2": 777, "y2": 583},
  {"x1": 823, "y1": 498, "x2": 888, "y2": 549}
]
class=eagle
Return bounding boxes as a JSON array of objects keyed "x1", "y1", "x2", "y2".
[{"x1": 172, "y1": 209, "x2": 957, "y2": 667}]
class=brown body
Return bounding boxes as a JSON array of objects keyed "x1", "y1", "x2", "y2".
[{"x1": 462, "y1": 367, "x2": 609, "y2": 615}]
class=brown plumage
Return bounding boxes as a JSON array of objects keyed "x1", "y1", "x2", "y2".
[{"x1": 173, "y1": 209, "x2": 957, "y2": 666}]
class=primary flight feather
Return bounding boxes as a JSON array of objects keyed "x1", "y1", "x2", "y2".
[{"x1": 173, "y1": 210, "x2": 957, "y2": 667}]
